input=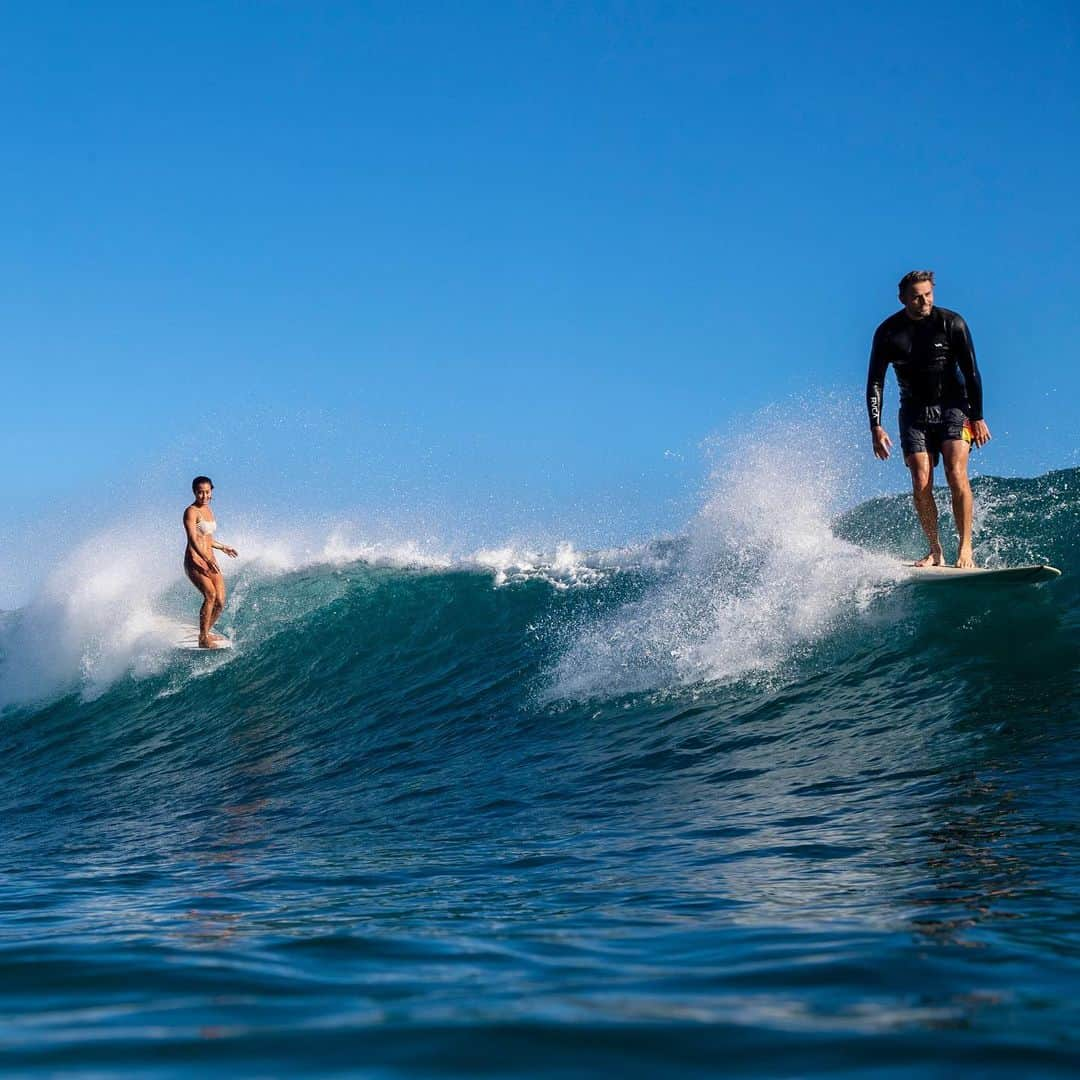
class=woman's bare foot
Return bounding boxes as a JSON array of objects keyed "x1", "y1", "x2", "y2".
[
  {"x1": 198, "y1": 636, "x2": 223, "y2": 649},
  {"x1": 913, "y1": 546, "x2": 945, "y2": 568}
]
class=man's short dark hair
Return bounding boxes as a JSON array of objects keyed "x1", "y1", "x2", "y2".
[
  {"x1": 898, "y1": 269, "x2": 935, "y2": 297},
  {"x1": 192, "y1": 475, "x2": 214, "y2": 493}
]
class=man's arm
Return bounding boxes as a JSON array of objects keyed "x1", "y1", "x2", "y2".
[
  {"x1": 949, "y1": 314, "x2": 983, "y2": 421},
  {"x1": 866, "y1": 328, "x2": 893, "y2": 459},
  {"x1": 950, "y1": 313, "x2": 990, "y2": 446},
  {"x1": 866, "y1": 329, "x2": 890, "y2": 430}
]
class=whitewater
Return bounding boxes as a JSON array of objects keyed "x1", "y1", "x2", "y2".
[{"x1": 1, "y1": 451, "x2": 1077, "y2": 1077}]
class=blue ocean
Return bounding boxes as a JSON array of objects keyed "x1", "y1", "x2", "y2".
[{"x1": 2, "y1": 461, "x2": 1077, "y2": 1077}]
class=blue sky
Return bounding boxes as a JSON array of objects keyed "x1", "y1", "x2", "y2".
[{"x1": 2, "y1": 1, "x2": 1078, "y2": 565}]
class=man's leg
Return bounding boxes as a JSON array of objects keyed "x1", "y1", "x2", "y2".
[
  {"x1": 942, "y1": 439, "x2": 975, "y2": 568},
  {"x1": 906, "y1": 452, "x2": 943, "y2": 566}
]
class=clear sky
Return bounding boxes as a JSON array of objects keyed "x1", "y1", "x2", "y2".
[{"x1": 2, "y1": 1, "x2": 1078, "y2": 576}]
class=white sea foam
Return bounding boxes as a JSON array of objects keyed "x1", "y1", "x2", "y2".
[
  {"x1": 548, "y1": 418, "x2": 901, "y2": 700},
  {"x1": 0, "y1": 528, "x2": 185, "y2": 706},
  {"x1": 465, "y1": 540, "x2": 667, "y2": 589}
]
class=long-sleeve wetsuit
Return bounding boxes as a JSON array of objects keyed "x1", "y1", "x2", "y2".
[{"x1": 865, "y1": 306, "x2": 983, "y2": 429}]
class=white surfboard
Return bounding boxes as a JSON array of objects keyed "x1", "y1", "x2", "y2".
[
  {"x1": 175, "y1": 634, "x2": 234, "y2": 651},
  {"x1": 137, "y1": 615, "x2": 235, "y2": 652},
  {"x1": 903, "y1": 563, "x2": 1061, "y2": 584}
]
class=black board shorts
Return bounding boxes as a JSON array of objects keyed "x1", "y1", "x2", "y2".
[{"x1": 899, "y1": 406, "x2": 974, "y2": 466}]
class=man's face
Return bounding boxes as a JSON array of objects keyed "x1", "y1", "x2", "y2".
[{"x1": 901, "y1": 280, "x2": 934, "y2": 320}]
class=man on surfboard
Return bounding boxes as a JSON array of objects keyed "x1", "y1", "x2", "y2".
[{"x1": 866, "y1": 270, "x2": 991, "y2": 569}]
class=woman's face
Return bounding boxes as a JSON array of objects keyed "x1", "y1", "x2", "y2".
[{"x1": 194, "y1": 483, "x2": 213, "y2": 507}]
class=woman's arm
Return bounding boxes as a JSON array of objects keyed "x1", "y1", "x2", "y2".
[{"x1": 183, "y1": 507, "x2": 217, "y2": 572}]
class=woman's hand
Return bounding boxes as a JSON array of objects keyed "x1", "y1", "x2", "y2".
[
  {"x1": 190, "y1": 552, "x2": 214, "y2": 575},
  {"x1": 221, "y1": 546, "x2": 238, "y2": 559}
]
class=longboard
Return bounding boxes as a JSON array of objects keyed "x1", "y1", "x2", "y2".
[
  {"x1": 904, "y1": 563, "x2": 1061, "y2": 585},
  {"x1": 175, "y1": 634, "x2": 234, "y2": 651}
]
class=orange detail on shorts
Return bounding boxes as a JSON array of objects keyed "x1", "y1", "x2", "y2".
[{"x1": 961, "y1": 421, "x2": 974, "y2": 445}]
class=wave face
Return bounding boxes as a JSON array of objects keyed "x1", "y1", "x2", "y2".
[{"x1": 1, "y1": 468, "x2": 1078, "y2": 1077}]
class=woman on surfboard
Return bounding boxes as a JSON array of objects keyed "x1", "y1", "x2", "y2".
[{"x1": 183, "y1": 476, "x2": 238, "y2": 649}]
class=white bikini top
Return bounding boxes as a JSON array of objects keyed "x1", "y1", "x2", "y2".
[{"x1": 196, "y1": 519, "x2": 217, "y2": 536}]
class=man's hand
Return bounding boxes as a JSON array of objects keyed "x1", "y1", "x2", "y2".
[
  {"x1": 872, "y1": 426, "x2": 893, "y2": 460},
  {"x1": 971, "y1": 420, "x2": 991, "y2": 447}
]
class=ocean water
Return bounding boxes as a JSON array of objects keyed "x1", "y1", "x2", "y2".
[{"x1": 1, "y1": 464, "x2": 1077, "y2": 1077}]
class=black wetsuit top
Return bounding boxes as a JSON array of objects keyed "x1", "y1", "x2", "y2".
[{"x1": 865, "y1": 306, "x2": 983, "y2": 429}]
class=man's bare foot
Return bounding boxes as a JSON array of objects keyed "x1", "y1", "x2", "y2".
[
  {"x1": 913, "y1": 547, "x2": 945, "y2": 567},
  {"x1": 955, "y1": 547, "x2": 976, "y2": 569}
]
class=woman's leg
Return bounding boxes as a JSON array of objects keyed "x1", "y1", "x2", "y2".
[
  {"x1": 185, "y1": 564, "x2": 220, "y2": 647},
  {"x1": 208, "y1": 572, "x2": 227, "y2": 639}
]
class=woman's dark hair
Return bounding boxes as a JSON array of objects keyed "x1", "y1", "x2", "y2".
[{"x1": 192, "y1": 476, "x2": 214, "y2": 493}]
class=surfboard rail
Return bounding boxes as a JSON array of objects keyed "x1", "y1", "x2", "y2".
[{"x1": 903, "y1": 563, "x2": 1061, "y2": 584}]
